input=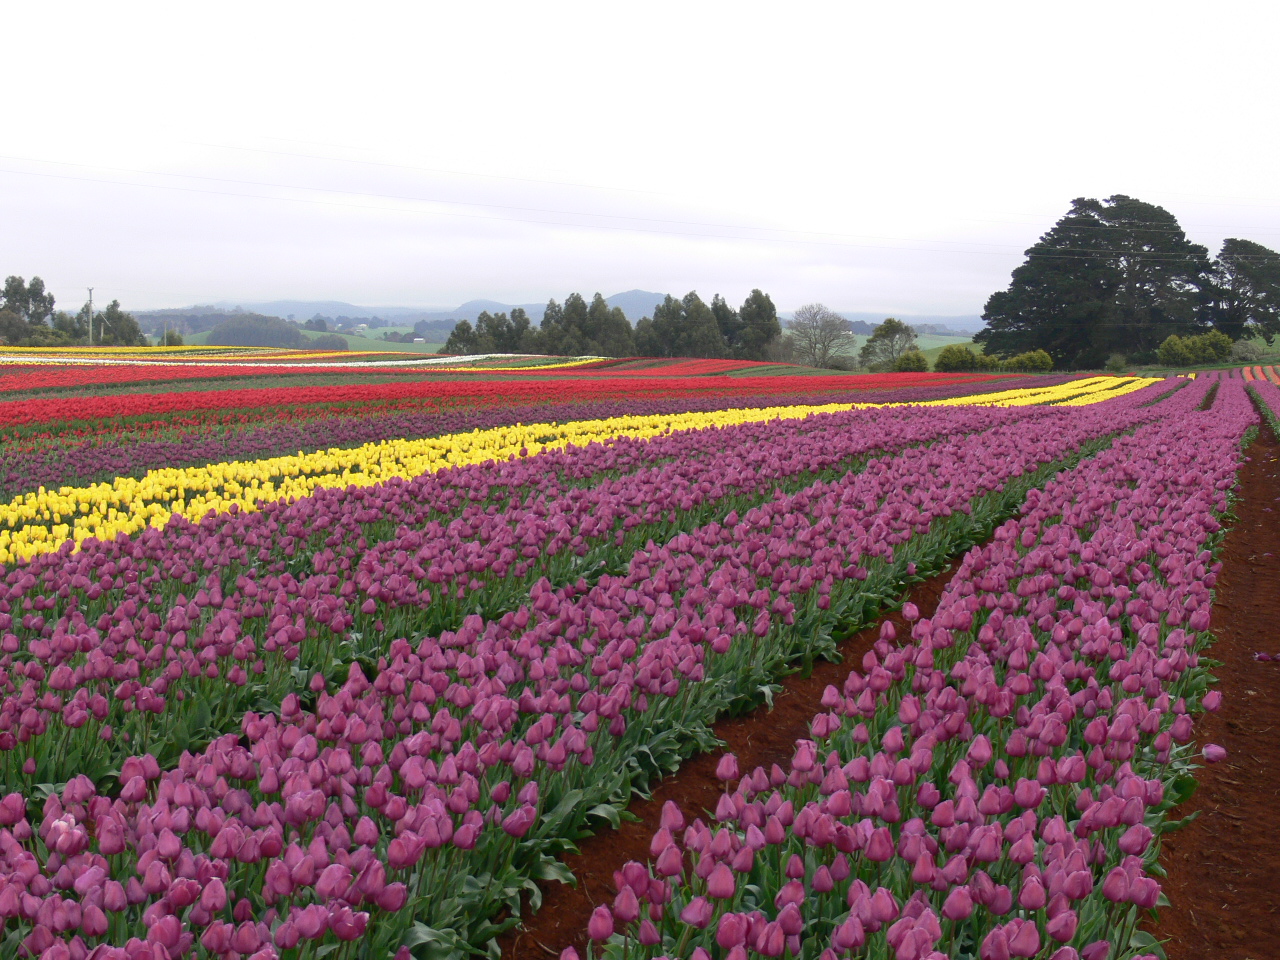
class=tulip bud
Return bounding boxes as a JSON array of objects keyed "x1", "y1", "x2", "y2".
[
  {"x1": 587, "y1": 906, "x2": 614, "y2": 942},
  {"x1": 942, "y1": 886, "x2": 973, "y2": 921},
  {"x1": 716, "y1": 755, "x2": 740, "y2": 782},
  {"x1": 707, "y1": 864, "x2": 736, "y2": 900}
]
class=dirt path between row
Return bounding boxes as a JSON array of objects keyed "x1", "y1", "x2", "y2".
[
  {"x1": 501, "y1": 568, "x2": 957, "y2": 960},
  {"x1": 1151, "y1": 416, "x2": 1280, "y2": 959}
]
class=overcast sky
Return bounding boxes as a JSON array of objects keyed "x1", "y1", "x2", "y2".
[{"x1": 4, "y1": 1, "x2": 1278, "y2": 315}]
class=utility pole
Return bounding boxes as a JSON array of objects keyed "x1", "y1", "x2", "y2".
[{"x1": 87, "y1": 287, "x2": 94, "y2": 346}]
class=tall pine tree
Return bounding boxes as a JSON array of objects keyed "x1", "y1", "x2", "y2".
[{"x1": 976, "y1": 195, "x2": 1213, "y2": 368}]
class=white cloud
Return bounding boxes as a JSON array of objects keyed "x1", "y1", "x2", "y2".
[{"x1": 4, "y1": 0, "x2": 1278, "y2": 313}]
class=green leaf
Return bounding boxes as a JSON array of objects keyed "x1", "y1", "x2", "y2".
[
  {"x1": 1128, "y1": 929, "x2": 1168, "y2": 959},
  {"x1": 1167, "y1": 774, "x2": 1199, "y2": 806},
  {"x1": 586, "y1": 803, "x2": 621, "y2": 829},
  {"x1": 1162, "y1": 810, "x2": 1201, "y2": 832},
  {"x1": 532, "y1": 858, "x2": 575, "y2": 885}
]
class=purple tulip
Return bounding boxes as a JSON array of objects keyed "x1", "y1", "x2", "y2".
[{"x1": 588, "y1": 906, "x2": 615, "y2": 942}]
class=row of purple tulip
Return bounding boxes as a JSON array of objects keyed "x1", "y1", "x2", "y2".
[
  {"x1": 0, "y1": 403, "x2": 1033, "y2": 786},
  {"x1": 0, "y1": 379, "x2": 1074, "y2": 500},
  {"x1": 580, "y1": 378, "x2": 1252, "y2": 960},
  {"x1": 0, "y1": 385, "x2": 1183, "y2": 957},
  {"x1": 1249, "y1": 378, "x2": 1280, "y2": 433}
]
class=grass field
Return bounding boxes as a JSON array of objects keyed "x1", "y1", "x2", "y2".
[{"x1": 183, "y1": 328, "x2": 446, "y2": 353}]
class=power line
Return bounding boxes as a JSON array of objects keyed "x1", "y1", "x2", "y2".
[
  {"x1": 0, "y1": 152, "x2": 1015, "y2": 251},
  {"x1": 184, "y1": 138, "x2": 668, "y2": 198},
  {"x1": 2, "y1": 156, "x2": 1277, "y2": 262}
]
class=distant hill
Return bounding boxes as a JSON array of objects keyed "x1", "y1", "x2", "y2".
[
  {"x1": 837, "y1": 313, "x2": 983, "y2": 336},
  {"x1": 157, "y1": 297, "x2": 982, "y2": 337},
  {"x1": 204, "y1": 291, "x2": 671, "y2": 327},
  {"x1": 210, "y1": 300, "x2": 436, "y2": 321}
]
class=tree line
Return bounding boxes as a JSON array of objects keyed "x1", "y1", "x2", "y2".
[
  {"x1": 975, "y1": 195, "x2": 1280, "y2": 369},
  {"x1": 444, "y1": 290, "x2": 783, "y2": 360},
  {"x1": 0, "y1": 276, "x2": 149, "y2": 346}
]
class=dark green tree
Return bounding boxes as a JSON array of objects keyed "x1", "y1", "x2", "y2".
[
  {"x1": 443, "y1": 320, "x2": 480, "y2": 354},
  {"x1": 587, "y1": 294, "x2": 634, "y2": 357},
  {"x1": 311, "y1": 334, "x2": 349, "y2": 351},
  {"x1": 711, "y1": 294, "x2": 743, "y2": 349},
  {"x1": 735, "y1": 289, "x2": 783, "y2": 360},
  {"x1": 634, "y1": 316, "x2": 661, "y2": 356},
  {"x1": 1210, "y1": 238, "x2": 1280, "y2": 341},
  {"x1": 641, "y1": 292, "x2": 728, "y2": 358},
  {"x1": 304, "y1": 316, "x2": 329, "y2": 331},
  {"x1": 209, "y1": 314, "x2": 303, "y2": 348},
  {"x1": 975, "y1": 195, "x2": 1213, "y2": 368},
  {"x1": 0, "y1": 309, "x2": 27, "y2": 344},
  {"x1": 96, "y1": 301, "x2": 148, "y2": 346},
  {"x1": 52, "y1": 309, "x2": 89, "y2": 342},
  {"x1": 680, "y1": 292, "x2": 728, "y2": 357},
  {"x1": 474, "y1": 311, "x2": 510, "y2": 352},
  {"x1": 2, "y1": 275, "x2": 56, "y2": 326},
  {"x1": 509, "y1": 307, "x2": 533, "y2": 350},
  {"x1": 561, "y1": 294, "x2": 590, "y2": 346},
  {"x1": 859, "y1": 318, "x2": 918, "y2": 370}
]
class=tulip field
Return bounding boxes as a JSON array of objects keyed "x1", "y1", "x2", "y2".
[{"x1": 0, "y1": 350, "x2": 1275, "y2": 960}]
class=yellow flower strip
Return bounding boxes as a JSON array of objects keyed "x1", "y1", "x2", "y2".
[
  {"x1": 0, "y1": 376, "x2": 1162, "y2": 565},
  {"x1": 920, "y1": 376, "x2": 1161, "y2": 407},
  {"x1": 0, "y1": 402, "x2": 858, "y2": 565}
]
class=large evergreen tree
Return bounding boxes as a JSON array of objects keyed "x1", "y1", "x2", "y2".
[
  {"x1": 975, "y1": 195, "x2": 1213, "y2": 368},
  {"x1": 711, "y1": 295, "x2": 743, "y2": 350},
  {"x1": 587, "y1": 294, "x2": 634, "y2": 357},
  {"x1": 735, "y1": 289, "x2": 782, "y2": 360},
  {"x1": 637, "y1": 292, "x2": 728, "y2": 358},
  {"x1": 1209, "y1": 238, "x2": 1280, "y2": 342}
]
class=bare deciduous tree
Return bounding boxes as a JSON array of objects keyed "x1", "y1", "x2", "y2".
[{"x1": 787, "y1": 303, "x2": 856, "y2": 368}]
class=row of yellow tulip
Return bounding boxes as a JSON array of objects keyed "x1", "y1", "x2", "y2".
[
  {"x1": 0, "y1": 378, "x2": 1158, "y2": 565},
  {"x1": 920, "y1": 376, "x2": 1161, "y2": 408},
  {"x1": 0, "y1": 402, "x2": 857, "y2": 564}
]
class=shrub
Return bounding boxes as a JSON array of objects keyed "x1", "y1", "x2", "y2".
[
  {"x1": 893, "y1": 348, "x2": 928, "y2": 372},
  {"x1": 1187, "y1": 330, "x2": 1232, "y2": 364},
  {"x1": 208, "y1": 316, "x2": 306, "y2": 348},
  {"x1": 311, "y1": 334, "x2": 349, "y2": 351},
  {"x1": 1104, "y1": 352, "x2": 1129, "y2": 373},
  {"x1": 1004, "y1": 349, "x2": 1054, "y2": 372},
  {"x1": 1159, "y1": 331, "x2": 1233, "y2": 367},
  {"x1": 1156, "y1": 335, "x2": 1194, "y2": 367},
  {"x1": 933, "y1": 344, "x2": 980, "y2": 372},
  {"x1": 1231, "y1": 339, "x2": 1265, "y2": 362}
]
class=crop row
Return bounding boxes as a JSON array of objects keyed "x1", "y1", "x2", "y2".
[
  {"x1": 2, "y1": 377, "x2": 1079, "y2": 495},
  {"x1": 0, "y1": 377, "x2": 1154, "y2": 567},
  {"x1": 0, "y1": 401, "x2": 1014, "y2": 781},
  {"x1": 0, "y1": 372, "x2": 1030, "y2": 436},
  {"x1": 1, "y1": 402, "x2": 880, "y2": 564},
  {"x1": 583, "y1": 378, "x2": 1251, "y2": 960},
  {"x1": 0, "y1": 384, "x2": 1181, "y2": 957}
]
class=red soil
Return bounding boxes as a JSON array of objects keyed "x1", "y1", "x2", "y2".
[
  {"x1": 1147, "y1": 417, "x2": 1280, "y2": 958},
  {"x1": 500, "y1": 571, "x2": 956, "y2": 960},
  {"x1": 500, "y1": 417, "x2": 1280, "y2": 960}
]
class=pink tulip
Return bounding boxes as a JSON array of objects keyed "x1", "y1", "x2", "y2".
[
  {"x1": 707, "y1": 864, "x2": 736, "y2": 900},
  {"x1": 587, "y1": 906, "x2": 614, "y2": 942}
]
